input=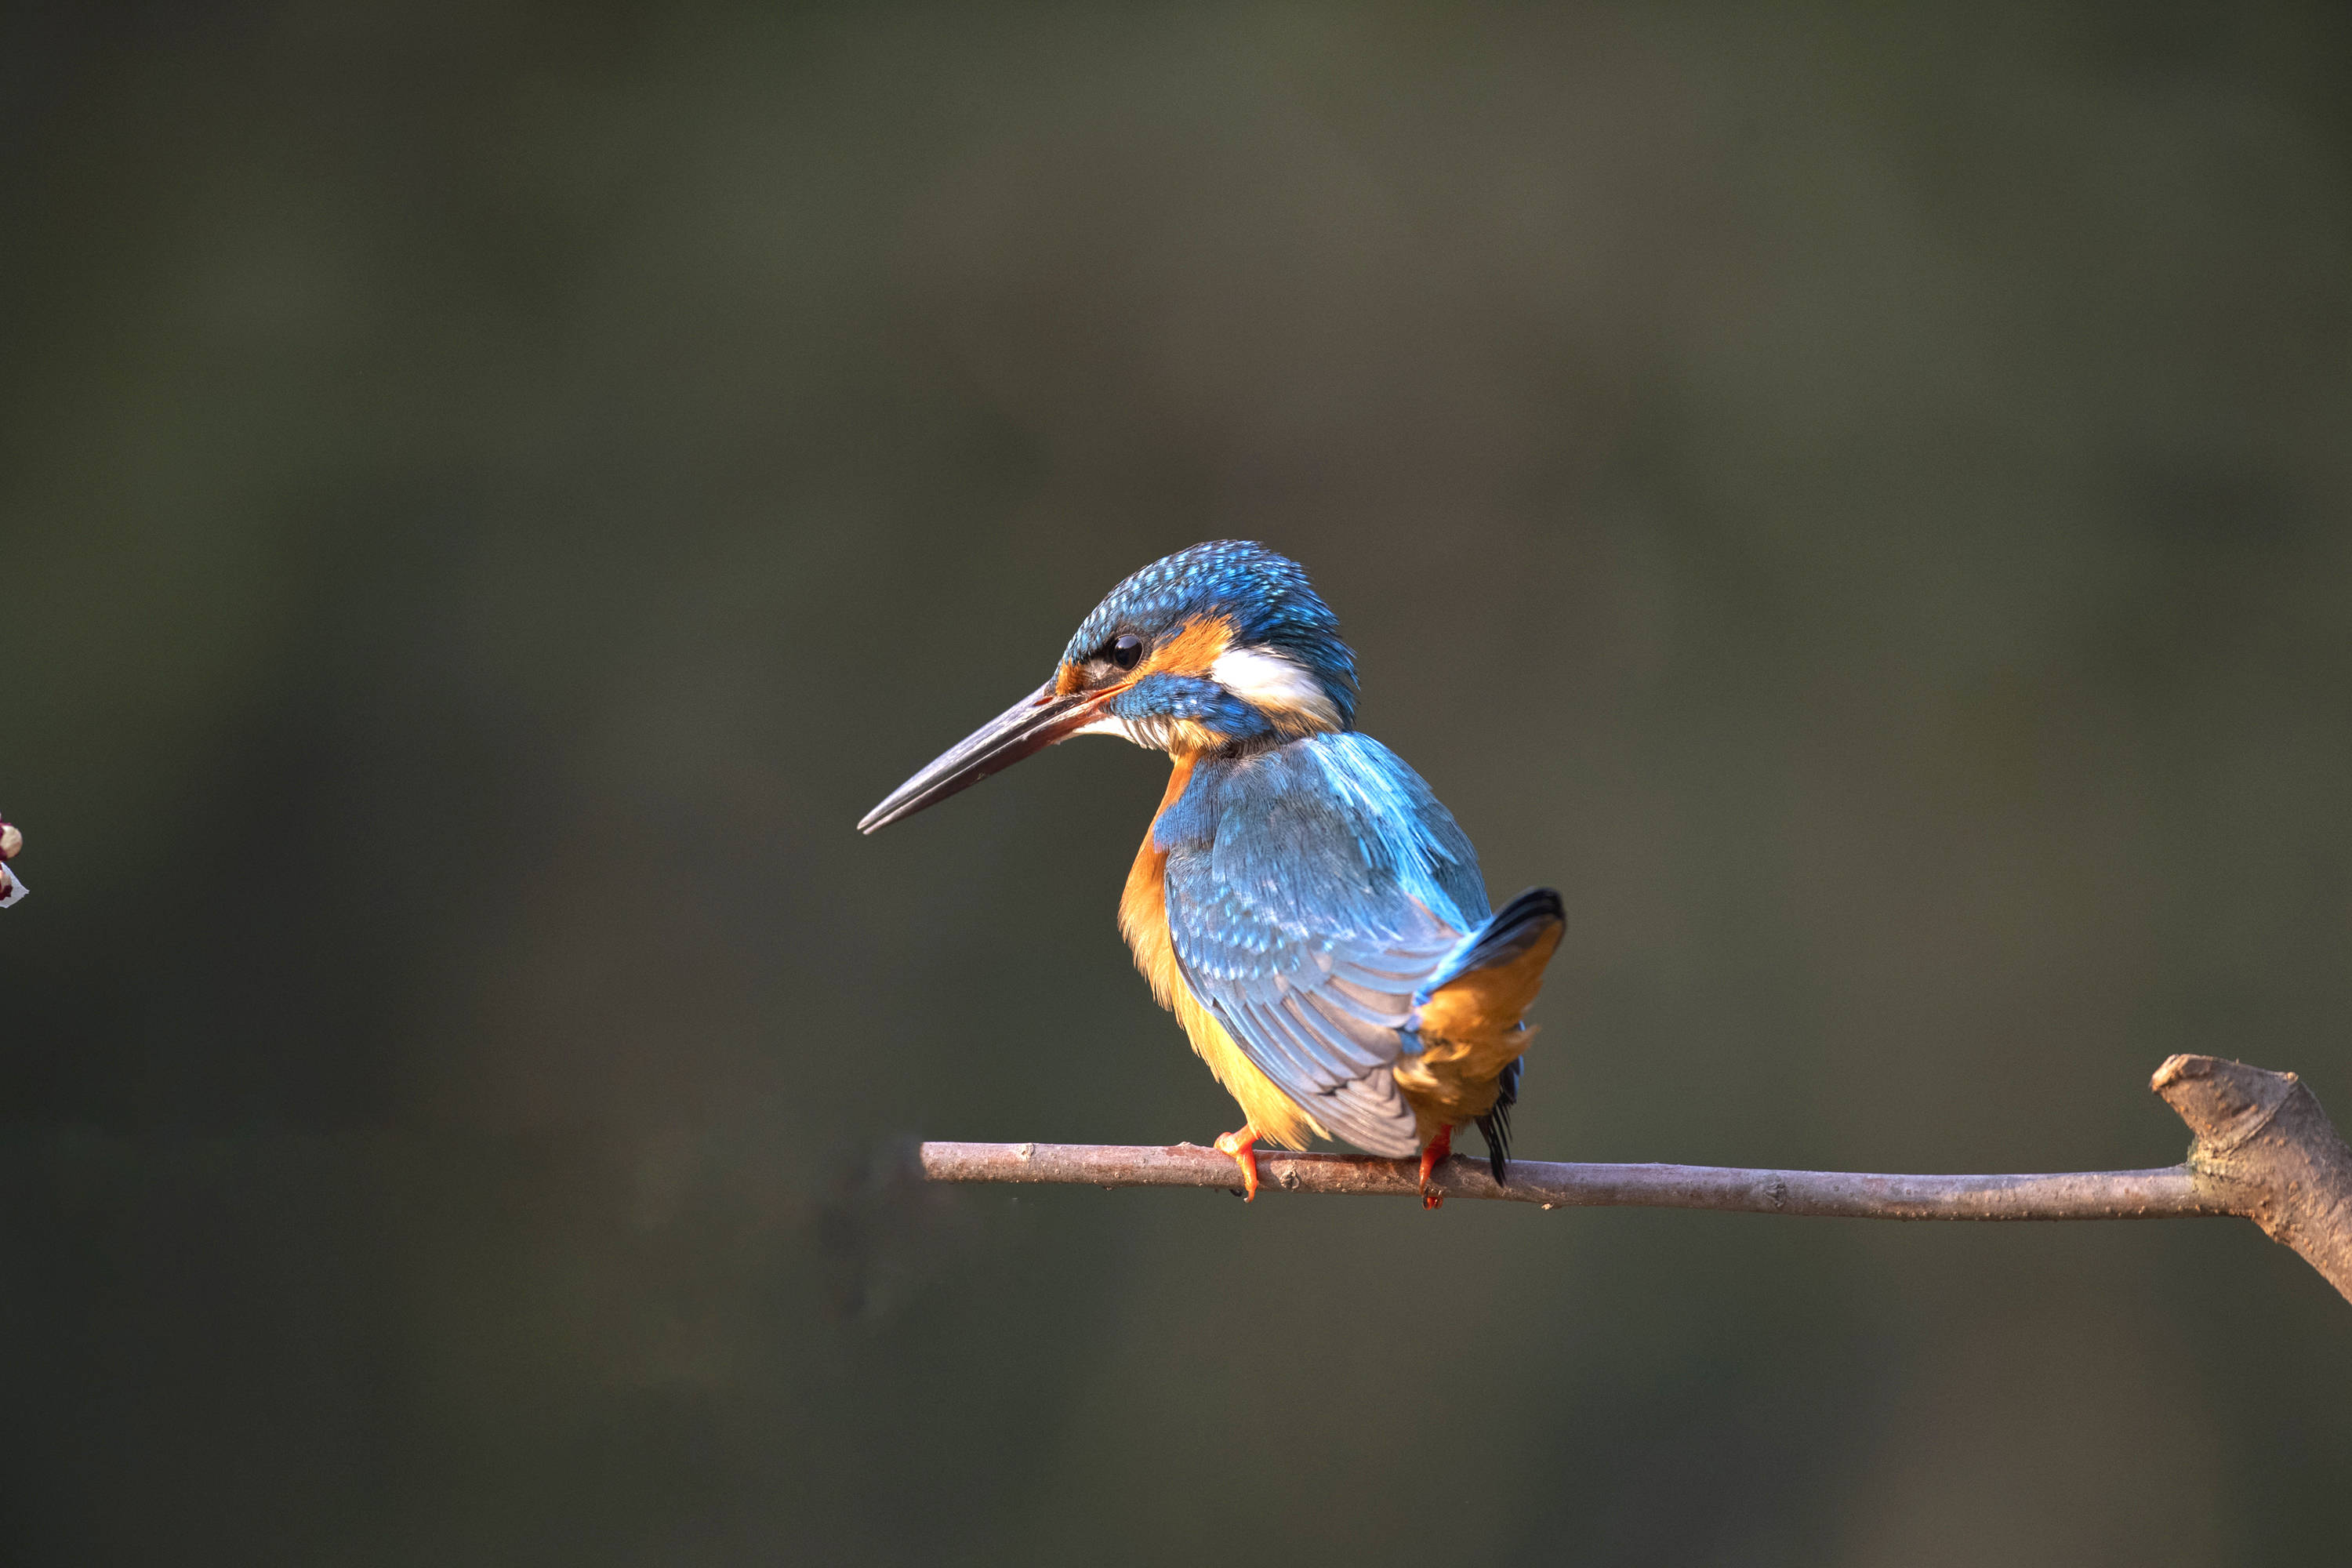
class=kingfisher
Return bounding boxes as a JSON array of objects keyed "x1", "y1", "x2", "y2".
[{"x1": 858, "y1": 541, "x2": 1564, "y2": 1206}]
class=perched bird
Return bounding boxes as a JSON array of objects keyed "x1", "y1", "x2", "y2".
[{"x1": 859, "y1": 541, "x2": 1563, "y2": 1205}]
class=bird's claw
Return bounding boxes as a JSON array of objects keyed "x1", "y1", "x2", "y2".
[
  {"x1": 1214, "y1": 1127, "x2": 1261, "y2": 1201},
  {"x1": 1418, "y1": 1126, "x2": 1453, "y2": 1210}
]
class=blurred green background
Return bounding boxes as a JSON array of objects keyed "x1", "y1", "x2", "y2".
[{"x1": 5, "y1": 2, "x2": 2350, "y2": 1562}]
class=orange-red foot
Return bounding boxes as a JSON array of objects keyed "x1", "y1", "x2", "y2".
[
  {"x1": 1214, "y1": 1127, "x2": 1261, "y2": 1201},
  {"x1": 1418, "y1": 1126, "x2": 1454, "y2": 1210}
]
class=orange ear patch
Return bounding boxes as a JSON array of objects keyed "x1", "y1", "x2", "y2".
[
  {"x1": 1056, "y1": 613, "x2": 1233, "y2": 699},
  {"x1": 1135, "y1": 614, "x2": 1237, "y2": 681}
]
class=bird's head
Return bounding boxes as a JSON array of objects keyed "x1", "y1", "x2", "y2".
[{"x1": 858, "y1": 540, "x2": 1356, "y2": 833}]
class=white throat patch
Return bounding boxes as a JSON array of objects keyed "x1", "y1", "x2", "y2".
[{"x1": 1076, "y1": 713, "x2": 1145, "y2": 745}]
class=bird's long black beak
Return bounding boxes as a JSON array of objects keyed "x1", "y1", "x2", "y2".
[{"x1": 858, "y1": 678, "x2": 1106, "y2": 833}]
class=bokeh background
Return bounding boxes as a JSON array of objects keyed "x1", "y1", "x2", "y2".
[{"x1": 5, "y1": 2, "x2": 2350, "y2": 1562}]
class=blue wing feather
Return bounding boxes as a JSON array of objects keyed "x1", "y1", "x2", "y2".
[{"x1": 1160, "y1": 733, "x2": 1490, "y2": 1157}]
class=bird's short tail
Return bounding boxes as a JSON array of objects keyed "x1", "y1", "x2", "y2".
[
  {"x1": 1414, "y1": 887, "x2": 1566, "y2": 1185},
  {"x1": 1428, "y1": 887, "x2": 1566, "y2": 992}
]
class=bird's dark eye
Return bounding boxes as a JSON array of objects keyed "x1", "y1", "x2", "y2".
[{"x1": 1108, "y1": 634, "x2": 1145, "y2": 671}]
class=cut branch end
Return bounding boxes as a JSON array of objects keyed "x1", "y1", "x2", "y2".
[{"x1": 2152, "y1": 1054, "x2": 2352, "y2": 1301}]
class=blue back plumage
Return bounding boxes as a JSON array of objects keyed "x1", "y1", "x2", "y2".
[
  {"x1": 1155, "y1": 731, "x2": 1492, "y2": 1156},
  {"x1": 1156, "y1": 733, "x2": 1488, "y2": 931}
]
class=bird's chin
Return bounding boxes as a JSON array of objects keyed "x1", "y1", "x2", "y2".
[
  {"x1": 1073, "y1": 713, "x2": 1152, "y2": 748},
  {"x1": 1074, "y1": 713, "x2": 1233, "y2": 755}
]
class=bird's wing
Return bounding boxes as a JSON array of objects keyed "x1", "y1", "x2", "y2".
[{"x1": 1162, "y1": 735, "x2": 1486, "y2": 1158}]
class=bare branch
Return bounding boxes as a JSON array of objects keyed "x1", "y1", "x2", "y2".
[
  {"x1": 920, "y1": 1057, "x2": 2352, "y2": 1305},
  {"x1": 920, "y1": 1140, "x2": 2215, "y2": 1216}
]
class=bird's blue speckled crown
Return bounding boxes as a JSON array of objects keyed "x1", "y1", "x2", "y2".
[{"x1": 1062, "y1": 541, "x2": 1359, "y2": 727}]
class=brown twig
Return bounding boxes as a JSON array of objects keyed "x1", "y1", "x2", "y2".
[{"x1": 920, "y1": 1056, "x2": 2352, "y2": 1305}]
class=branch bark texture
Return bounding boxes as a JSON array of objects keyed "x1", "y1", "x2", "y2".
[
  {"x1": 2152, "y1": 1054, "x2": 2352, "y2": 1301},
  {"x1": 920, "y1": 1057, "x2": 2352, "y2": 1305}
]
